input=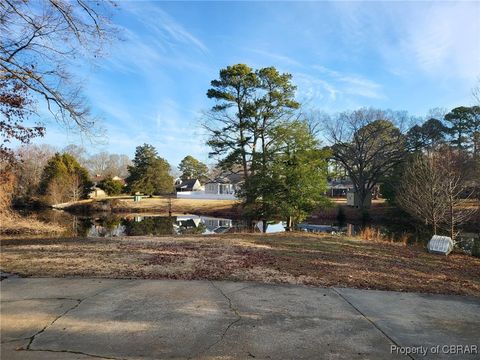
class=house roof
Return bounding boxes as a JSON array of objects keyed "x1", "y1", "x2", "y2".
[
  {"x1": 327, "y1": 180, "x2": 353, "y2": 189},
  {"x1": 206, "y1": 173, "x2": 243, "y2": 185},
  {"x1": 93, "y1": 175, "x2": 125, "y2": 185},
  {"x1": 175, "y1": 179, "x2": 200, "y2": 190}
]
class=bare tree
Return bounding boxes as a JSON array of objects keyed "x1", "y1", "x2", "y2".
[
  {"x1": 68, "y1": 172, "x2": 84, "y2": 202},
  {"x1": 87, "y1": 151, "x2": 110, "y2": 176},
  {"x1": 0, "y1": 160, "x2": 15, "y2": 212},
  {"x1": 0, "y1": 0, "x2": 117, "y2": 161},
  {"x1": 86, "y1": 152, "x2": 131, "y2": 178},
  {"x1": 396, "y1": 153, "x2": 447, "y2": 234},
  {"x1": 15, "y1": 143, "x2": 57, "y2": 197},
  {"x1": 328, "y1": 108, "x2": 407, "y2": 210},
  {"x1": 397, "y1": 149, "x2": 474, "y2": 240},
  {"x1": 440, "y1": 149, "x2": 476, "y2": 240}
]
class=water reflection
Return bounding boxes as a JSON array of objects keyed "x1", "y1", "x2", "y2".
[{"x1": 81, "y1": 214, "x2": 238, "y2": 237}]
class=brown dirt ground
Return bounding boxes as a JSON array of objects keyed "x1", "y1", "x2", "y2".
[{"x1": 1, "y1": 232, "x2": 479, "y2": 297}]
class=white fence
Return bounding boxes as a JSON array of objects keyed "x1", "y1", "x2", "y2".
[{"x1": 176, "y1": 191, "x2": 237, "y2": 200}]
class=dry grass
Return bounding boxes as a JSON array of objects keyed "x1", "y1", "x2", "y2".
[
  {"x1": 112, "y1": 197, "x2": 240, "y2": 217},
  {"x1": 0, "y1": 212, "x2": 65, "y2": 236},
  {"x1": 1, "y1": 232, "x2": 479, "y2": 297}
]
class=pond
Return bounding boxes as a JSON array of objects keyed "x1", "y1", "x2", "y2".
[
  {"x1": 26, "y1": 210, "x2": 249, "y2": 237},
  {"x1": 16, "y1": 209, "x2": 479, "y2": 255}
]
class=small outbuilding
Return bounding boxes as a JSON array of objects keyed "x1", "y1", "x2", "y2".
[
  {"x1": 346, "y1": 189, "x2": 372, "y2": 208},
  {"x1": 88, "y1": 187, "x2": 106, "y2": 199},
  {"x1": 427, "y1": 235, "x2": 454, "y2": 255},
  {"x1": 256, "y1": 221, "x2": 285, "y2": 233}
]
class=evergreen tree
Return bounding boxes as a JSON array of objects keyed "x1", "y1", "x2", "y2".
[
  {"x1": 405, "y1": 118, "x2": 447, "y2": 152},
  {"x1": 270, "y1": 121, "x2": 329, "y2": 228},
  {"x1": 444, "y1": 106, "x2": 475, "y2": 150},
  {"x1": 98, "y1": 177, "x2": 124, "y2": 196},
  {"x1": 206, "y1": 64, "x2": 317, "y2": 227},
  {"x1": 126, "y1": 144, "x2": 173, "y2": 195},
  {"x1": 178, "y1": 156, "x2": 209, "y2": 182},
  {"x1": 38, "y1": 153, "x2": 92, "y2": 204}
]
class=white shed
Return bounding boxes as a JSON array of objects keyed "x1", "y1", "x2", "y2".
[
  {"x1": 88, "y1": 187, "x2": 106, "y2": 199},
  {"x1": 256, "y1": 221, "x2": 285, "y2": 233},
  {"x1": 346, "y1": 189, "x2": 372, "y2": 208},
  {"x1": 427, "y1": 235, "x2": 454, "y2": 255}
]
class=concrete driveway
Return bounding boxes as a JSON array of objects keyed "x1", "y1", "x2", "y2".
[{"x1": 1, "y1": 276, "x2": 479, "y2": 360}]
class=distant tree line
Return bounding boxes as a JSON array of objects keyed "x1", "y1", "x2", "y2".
[
  {"x1": 323, "y1": 104, "x2": 479, "y2": 239},
  {"x1": 8, "y1": 142, "x2": 215, "y2": 205}
]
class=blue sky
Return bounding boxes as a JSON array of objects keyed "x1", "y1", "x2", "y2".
[{"x1": 37, "y1": 1, "x2": 480, "y2": 167}]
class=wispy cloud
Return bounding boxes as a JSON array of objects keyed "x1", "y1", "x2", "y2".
[
  {"x1": 122, "y1": 2, "x2": 208, "y2": 54},
  {"x1": 151, "y1": 99, "x2": 209, "y2": 164},
  {"x1": 29, "y1": 1, "x2": 478, "y2": 163},
  {"x1": 331, "y1": 2, "x2": 479, "y2": 82},
  {"x1": 247, "y1": 49, "x2": 301, "y2": 67},
  {"x1": 104, "y1": 3, "x2": 210, "y2": 76},
  {"x1": 294, "y1": 72, "x2": 339, "y2": 103},
  {"x1": 313, "y1": 65, "x2": 384, "y2": 99},
  {"x1": 396, "y1": 2, "x2": 479, "y2": 80}
]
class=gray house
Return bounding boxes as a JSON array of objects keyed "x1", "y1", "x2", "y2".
[
  {"x1": 205, "y1": 173, "x2": 243, "y2": 195},
  {"x1": 326, "y1": 180, "x2": 354, "y2": 197}
]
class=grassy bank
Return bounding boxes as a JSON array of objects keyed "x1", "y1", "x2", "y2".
[
  {"x1": 1, "y1": 232, "x2": 479, "y2": 297},
  {"x1": 0, "y1": 211, "x2": 65, "y2": 236},
  {"x1": 64, "y1": 196, "x2": 241, "y2": 217}
]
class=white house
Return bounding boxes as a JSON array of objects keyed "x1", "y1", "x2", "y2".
[
  {"x1": 205, "y1": 173, "x2": 243, "y2": 196},
  {"x1": 174, "y1": 215, "x2": 233, "y2": 234}
]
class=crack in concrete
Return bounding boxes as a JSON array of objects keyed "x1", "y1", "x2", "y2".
[
  {"x1": 24, "y1": 298, "x2": 82, "y2": 350},
  {"x1": 26, "y1": 348, "x2": 125, "y2": 359},
  {"x1": 332, "y1": 288, "x2": 415, "y2": 360},
  {"x1": 1, "y1": 297, "x2": 81, "y2": 303},
  {"x1": 194, "y1": 281, "x2": 243, "y2": 358},
  {"x1": 16, "y1": 281, "x2": 136, "y2": 359}
]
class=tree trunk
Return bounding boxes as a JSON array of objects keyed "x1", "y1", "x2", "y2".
[
  {"x1": 262, "y1": 219, "x2": 268, "y2": 233},
  {"x1": 449, "y1": 194, "x2": 455, "y2": 240},
  {"x1": 287, "y1": 216, "x2": 293, "y2": 231},
  {"x1": 358, "y1": 187, "x2": 367, "y2": 211}
]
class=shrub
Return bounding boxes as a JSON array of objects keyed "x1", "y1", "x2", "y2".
[{"x1": 98, "y1": 178, "x2": 124, "y2": 196}]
